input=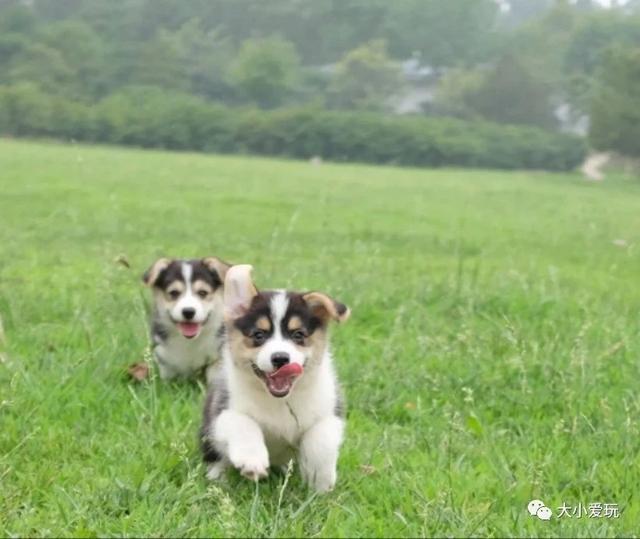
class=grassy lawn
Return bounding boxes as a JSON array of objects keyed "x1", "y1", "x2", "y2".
[{"x1": 1, "y1": 139, "x2": 639, "y2": 537}]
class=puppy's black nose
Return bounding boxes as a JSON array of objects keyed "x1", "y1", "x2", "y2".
[
  {"x1": 271, "y1": 353, "x2": 290, "y2": 369},
  {"x1": 182, "y1": 307, "x2": 196, "y2": 320}
]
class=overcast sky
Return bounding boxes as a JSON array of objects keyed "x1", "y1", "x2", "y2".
[{"x1": 497, "y1": 0, "x2": 628, "y2": 10}]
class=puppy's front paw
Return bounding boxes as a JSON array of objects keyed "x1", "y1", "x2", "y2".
[
  {"x1": 238, "y1": 456, "x2": 269, "y2": 481},
  {"x1": 302, "y1": 464, "x2": 336, "y2": 493},
  {"x1": 229, "y1": 447, "x2": 269, "y2": 481},
  {"x1": 206, "y1": 461, "x2": 228, "y2": 481},
  {"x1": 314, "y1": 470, "x2": 337, "y2": 493}
]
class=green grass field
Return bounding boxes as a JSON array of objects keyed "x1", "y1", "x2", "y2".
[{"x1": 1, "y1": 139, "x2": 639, "y2": 537}]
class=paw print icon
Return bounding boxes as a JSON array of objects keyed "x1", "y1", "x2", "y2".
[{"x1": 528, "y1": 499, "x2": 552, "y2": 521}]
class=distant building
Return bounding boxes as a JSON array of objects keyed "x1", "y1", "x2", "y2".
[
  {"x1": 554, "y1": 103, "x2": 589, "y2": 136},
  {"x1": 314, "y1": 56, "x2": 590, "y2": 134},
  {"x1": 388, "y1": 57, "x2": 437, "y2": 114}
]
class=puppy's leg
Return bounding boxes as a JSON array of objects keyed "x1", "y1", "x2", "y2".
[
  {"x1": 204, "y1": 364, "x2": 217, "y2": 385},
  {"x1": 299, "y1": 416, "x2": 344, "y2": 493},
  {"x1": 157, "y1": 361, "x2": 178, "y2": 380},
  {"x1": 206, "y1": 458, "x2": 229, "y2": 480},
  {"x1": 202, "y1": 429, "x2": 229, "y2": 481},
  {"x1": 154, "y1": 348, "x2": 178, "y2": 380},
  {"x1": 214, "y1": 410, "x2": 269, "y2": 481}
]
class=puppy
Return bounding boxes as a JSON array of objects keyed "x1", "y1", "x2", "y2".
[
  {"x1": 200, "y1": 265, "x2": 350, "y2": 492},
  {"x1": 143, "y1": 257, "x2": 231, "y2": 380}
]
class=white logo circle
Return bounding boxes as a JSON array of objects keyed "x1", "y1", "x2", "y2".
[
  {"x1": 537, "y1": 506, "x2": 552, "y2": 521},
  {"x1": 528, "y1": 499, "x2": 552, "y2": 520}
]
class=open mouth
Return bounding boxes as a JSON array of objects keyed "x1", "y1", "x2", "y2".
[
  {"x1": 176, "y1": 321, "x2": 201, "y2": 339},
  {"x1": 253, "y1": 363, "x2": 303, "y2": 398}
]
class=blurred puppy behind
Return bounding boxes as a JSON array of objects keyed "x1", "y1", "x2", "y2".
[
  {"x1": 143, "y1": 257, "x2": 231, "y2": 380},
  {"x1": 200, "y1": 265, "x2": 350, "y2": 492}
]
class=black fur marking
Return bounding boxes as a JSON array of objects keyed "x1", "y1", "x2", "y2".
[
  {"x1": 201, "y1": 438, "x2": 222, "y2": 464},
  {"x1": 334, "y1": 301, "x2": 348, "y2": 317},
  {"x1": 233, "y1": 291, "x2": 276, "y2": 342},
  {"x1": 233, "y1": 291, "x2": 326, "y2": 348},
  {"x1": 189, "y1": 259, "x2": 224, "y2": 289},
  {"x1": 200, "y1": 375, "x2": 229, "y2": 464},
  {"x1": 215, "y1": 323, "x2": 226, "y2": 355},
  {"x1": 282, "y1": 293, "x2": 323, "y2": 338},
  {"x1": 152, "y1": 259, "x2": 225, "y2": 291},
  {"x1": 153, "y1": 260, "x2": 185, "y2": 289}
]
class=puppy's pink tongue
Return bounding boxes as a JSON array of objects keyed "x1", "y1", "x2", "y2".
[
  {"x1": 274, "y1": 362, "x2": 303, "y2": 377},
  {"x1": 177, "y1": 322, "x2": 200, "y2": 338},
  {"x1": 267, "y1": 363, "x2": 303, "y2": 397}
]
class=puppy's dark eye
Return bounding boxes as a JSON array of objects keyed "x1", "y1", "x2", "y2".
[
  {"x1": 197, "y1": 290, "x2": 208, "y2": 298},
  {"x1": 291, "y1": 330, "x2": 306, "y2": 345},
  {"x1": 168, "y1": 290, "x2": 180, "y2": 300},
  {"x1": 252, "y1": 330, "x2": 266, "y2": 346}
]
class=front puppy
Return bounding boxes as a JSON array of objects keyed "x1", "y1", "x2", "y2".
[
  {"x1": 143, "y1": 257, "x2": 230, "y2": 380},
  {"x1": 201, "y1": 265, "x2": 349, "y2": 492}
]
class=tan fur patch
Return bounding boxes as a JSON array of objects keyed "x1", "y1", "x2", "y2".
[
  {"x1": 302, "y1": 292, "x2": 350, "y2": 323},
  {"x1": 256, "y1": 316, "x2": 271, "y2": 331},
  {"x1": 227, "y1": 326, "x2": 260, "y2": 368},
  {"x1": 193, "y1": 279, "x2": 214, "y2": 296},
  {"x1": 164, "y1": 280, "x2": 185, "y2": 301},
  {"x1": 287, "y1": 316, "x2": 303, "y2": 331}
]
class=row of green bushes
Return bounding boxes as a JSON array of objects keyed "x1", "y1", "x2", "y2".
[{"x1": 0, "y1": 84, "x2": 587, "y2": 171}]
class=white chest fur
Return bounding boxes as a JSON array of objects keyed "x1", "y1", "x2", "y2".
[
  {"x1": 154, "y1": 315, "x2": 223, "y2": 378},
  {"x1": 226, "y1": 354, "x2": 339, "y2": 464}
]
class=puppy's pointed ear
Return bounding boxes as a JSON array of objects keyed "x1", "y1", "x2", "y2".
[
  {"x1": 303, "y1": 292, "x2": 350, "y2": 324},
  {"x1": 202, "y1": 256, "x2": 232, "y2": 286},
  {"x1": 224, "y1": 264, "x2": 258, "y2": 319},
  {"x1": 142, "y1": 258, "x2": 171, "y2": 287}
]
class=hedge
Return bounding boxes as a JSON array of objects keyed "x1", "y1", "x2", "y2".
[{"x1": 0, "y1": 84, "x2": 587, "y2": 171}]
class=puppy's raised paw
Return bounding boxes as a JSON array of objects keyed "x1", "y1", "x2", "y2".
[
  {"x1": 239, "y1": 458, "x2": 269, "y2": 481},
  {"x1": 230, "y1": 448, "x2": 269, "y2": 481}
]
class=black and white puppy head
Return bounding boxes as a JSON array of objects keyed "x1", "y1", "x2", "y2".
[
  {"x1": 143, "y1": 257, "x2": 231, "y2": 339},
  {"x1": 224, "y1": 265, "x2": 349, "y2": 398}
]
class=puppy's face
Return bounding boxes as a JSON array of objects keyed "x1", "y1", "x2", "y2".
[
  {"x1": 143, "y1": 257, "x2": 230, "y2": 339},
  {"x1": 224, "y1": 265, "x2": 349, "y2": 398}
]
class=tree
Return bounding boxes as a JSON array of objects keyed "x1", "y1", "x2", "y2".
[
  {"x1": 507, "y1": 1, "x2": 583, "y2": 91},
  {"x1": 170, "y1": 19, "x2": 234, "y2": 101},
  {"x1": 565, "y1": 13, "x2": 640, "y2": 77},
  {"x1": 0, "y1": 33, "x2": 29, "y2": 83},
  {"x1": 464, "y1": 54, "x2": 556, "y2": 129},
  {"x1": 39, "y1": 20, "x2": 105, "y2": 97},
  {"x1": 327, "y1": 40, "x2": 402, "y2": 111},
  {"x1": 384, "y1": 0, "x2": 499, "y2": 68},
  {"x1": 0, "y1": 4, "x2": 37, "y2": 85},
  {"x1": 431, "y1": 69, "x2": 485, "y2": 118},
  {"x1": 0, "y1": 3, "x2": 38, "y2": 34},
  {"x1": 7, "y1": 43, "x2": 75, "y2": 95},
  {"x1": 499, "y1": 0, "x2": 555, "y2": 28},
  {"x1": 129, "y1": 29, "x2": 190, "y2": 92},
  {"x1": 563, "y1": 12, "x2": 640, "y2": 112},
  {"x1": 589, "y1": 46, "x2": 640, "y2": 156},
  {"x1": 228, "y1": 36, "x2": 301, "y2": 109}
]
